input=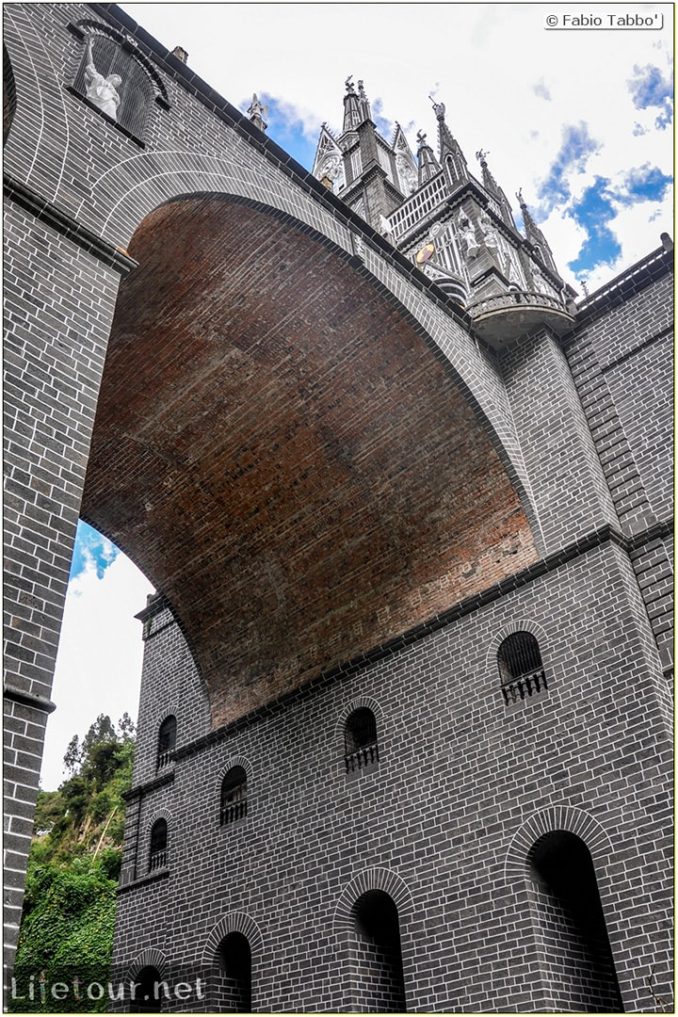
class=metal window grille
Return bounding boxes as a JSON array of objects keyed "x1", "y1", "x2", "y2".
[
  {"x1": 72, "y1": 35, "x2": 154, "y2": 139},
  {"x1": 156, "y1": 716, "x2": 176, "y2": 769},
  {"x1": 498, "y1": 632, "x2": 547, "y2": 705},
  {"x1": 220, "y1": 767, "x2": 247, "y2": 826},
  {"x1": 344, "y1": 708, "x2": 379, "y2": 774},
  {"x1": 148, "y1": 819, "x2": 168, "y2": 872}
]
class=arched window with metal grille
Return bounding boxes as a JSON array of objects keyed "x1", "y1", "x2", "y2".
[
  {"x1": 220, "y1": 766, "x2": 247, "y2": 826},
  {"x1": 156, "y1": 715, "x2": 176, "y2": 769},
  {"x1": 148, "y1": 818, "x2": 168, "y2": 872},
  {"x1": 497, "y1": 631, "x2": 547, "y2": 705},
  {"x1": 344, "y1": 707, "x2": 379, "y2": 775}
]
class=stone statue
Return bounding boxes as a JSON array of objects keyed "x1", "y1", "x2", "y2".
[
  {"x1": 457, "y1": 215, "x2": 479, "y2": 259},
  {"x1": 84, "y1": 38, "x2": 122, "y2": 120},
  {"x1": 397, "y1": 155, "x2": 417, "y2": 195},
  {"x1": 479, "y1": 213, "x2": 500, "y2": 252}
]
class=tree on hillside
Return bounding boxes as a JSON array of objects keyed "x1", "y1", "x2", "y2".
[{"x1": 10, "y1": 715, "x2": 136, "y2": 1013}]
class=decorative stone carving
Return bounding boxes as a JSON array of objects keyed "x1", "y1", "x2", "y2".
[
  {"x1": 479, "y1": 213, "x2": 500, "y2": 253},
  {"x1": 84, "y1": 38, "x2": 122, "y2": 120},
  {"x1": 457, "y1": 215, "x2": 480, "y2": 259},
  {"x1": 396, "y1": 154, "x2": 417, "y2": 195}
]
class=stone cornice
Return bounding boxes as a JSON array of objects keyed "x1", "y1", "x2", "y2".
[
  {"x1": 3, "y1": 174, "x2": 139, "y2": 275},
  {"x1": 3, "y1": 685, "x2": 56, "y2": 715}
]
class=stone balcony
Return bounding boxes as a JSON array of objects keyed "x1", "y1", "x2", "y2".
[{"x1": 467, "y1": 289, "x2": 575, "y2": 347}]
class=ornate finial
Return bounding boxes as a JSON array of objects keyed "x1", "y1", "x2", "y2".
[
  {"x1": 516, "y1": 188, "x2": 526, "y2": 206},
  {"x1": 429, "y1": 96, "x2": 446, "y2": 119},
  {"x1": 345, "y1": 75, "x2": 355, "y2": 94},
  {"x1": 357, "y1": 79, "x2": 367, "y2": 99},
  {"x1": 579, "y1": 277, "x2": 589, "y2": 297},
  {"x1": 416, "y1": 130, "x2": 427, "y2": 148},
  {"x1": 476, "y1": 149, "x2": 489, "y2": 164},
  {"x1": 247, "y1": 93, "x2": 268, "y2": 132}
]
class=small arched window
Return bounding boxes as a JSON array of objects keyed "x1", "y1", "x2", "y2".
[
  {"x1": 220, "y1": 766, "x2": 247, "y2": 826},
  {"x1": 498, "y1": 631, "x2": 547, "y2": 705},
  {"x1": 69, "y1": 25, "x2": 166, "y2": 141},
  {"x1": 156, "y1": 716, "x2": 176, "y2": 769},
  {"x1": 344, "y1": 708, "x2": 379, "y2": 775},
  {"x1": 148, "y1": 818, "x2": 168, "y2": 872},
  {"x1": 130, "y1": 966, "x2": 163, "y2": 1013}
]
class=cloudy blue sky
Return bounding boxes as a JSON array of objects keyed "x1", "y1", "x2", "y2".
[{"x1": 42, "y1": 2, "x2": 673, "y2": 788}]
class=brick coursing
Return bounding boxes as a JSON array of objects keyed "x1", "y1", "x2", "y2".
[
  {"x1": 3, "y1": 2, "x2": 673, "y2": 1007},
  {"x1": 113, "y1": 541, "x2": 673, "y2": 1012}
]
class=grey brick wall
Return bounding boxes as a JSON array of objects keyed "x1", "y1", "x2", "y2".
[
  {"x1": 3, "y1": 2, "x2": 673, "y2": 1006},
  {"x1": 113, "y1": 540, "x2": 673, "y2": 1012}
]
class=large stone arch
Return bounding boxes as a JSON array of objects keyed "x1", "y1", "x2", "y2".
[
  {"x1": 74, "y1": 156, "x2": 535, "y2": 516},
  {"x1": 79, "y1": 191, "x2": 542, "y2": 726}
]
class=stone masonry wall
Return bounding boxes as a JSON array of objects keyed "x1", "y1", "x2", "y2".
[
  {"x1": 113, "y1": 540, "x2": 673, "y2": 1013},
  {"x1": 3, "y1": 199, "x2": 121, "y2": 960}
]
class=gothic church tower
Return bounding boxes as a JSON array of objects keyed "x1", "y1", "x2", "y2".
[{"x1": 312, "y1": 85, "x2": 577, "y2": 348}]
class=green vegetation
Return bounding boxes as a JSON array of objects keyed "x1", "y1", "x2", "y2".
[{"x1": 10, "y1": 715, "x2": 135, "y2": 1013}]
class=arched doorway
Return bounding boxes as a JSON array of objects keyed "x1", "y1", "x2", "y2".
[
  {"x1": 130, "y1": 965, "x2": 164, "y2": 1013},
  {"x1": 351, "y1": 889, "x2": 406, "y2": 1012},
  {"x1": 213, "y1": 931, "x2": 252, "y2": 1012},
  {"x1": 528, "y1": 831, "x2": 622, "y2": 1012}
]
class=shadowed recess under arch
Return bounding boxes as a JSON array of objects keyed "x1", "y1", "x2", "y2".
[{"x1": 81, "y1": 194, "x2": 540, "y2": 726}]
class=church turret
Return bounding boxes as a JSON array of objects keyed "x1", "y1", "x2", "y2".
[
  {"x1": 357, "y1": 79, "x2": 371, "y2": 123},
  {"x1": 476, "y1": 150, "x2": 515, "y2": 228},
  {"x1": 431, "y1": 99, "x2": 468, "y2": 189},
  {"x1": 516, "y1": 189, "x2": 560, "y2": 277},
  {"x1": 343, "y1": 76, "x2": 364, "y2": 132},
  {"x1": 416, "y1": 130, "x2": 440, "y2": 186}
]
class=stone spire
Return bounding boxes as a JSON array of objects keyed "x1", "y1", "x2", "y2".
[
  {"x1": 357, "y1": 79, "x2": 372, "y2": 123},
  {"x1": 343, "y1": 76, "x2": 363, "y2": 132},
  {"x1": 431, "y1": 98, "x2": 468, "y2": 188},
  {"x1": 475, "y1": 149, "x2": 515, "y2": 228},
  {"x1": 416, "y1": 130, "x2": 440, "y2": 186},
  {"x1": 516, "y1": 189, "x2": 559, "y2": 277},
  {"x1": 247, "y1": 94, "x2": 267, "y2": 132}
]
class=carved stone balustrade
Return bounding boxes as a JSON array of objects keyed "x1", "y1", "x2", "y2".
[{"x1": 468, "y1": 289, "x2": 575, "y2": 347}]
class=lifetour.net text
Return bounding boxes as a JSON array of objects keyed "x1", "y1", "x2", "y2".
[{"x1": 9, "y1": 974, "x2": 206, "y2": 1006}]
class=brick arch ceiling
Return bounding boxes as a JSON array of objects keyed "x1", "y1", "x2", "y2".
[{"x1": 81, "y1": 196, "x2": 539, "y2": 727}]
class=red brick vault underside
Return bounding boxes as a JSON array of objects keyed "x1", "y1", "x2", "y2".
[{"x1": 82, "y1": 196, "x2": 539, "y2": 725}]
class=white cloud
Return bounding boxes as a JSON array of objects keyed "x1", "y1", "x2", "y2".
[
  {"x1": 40, "y1": 553, "x2": 153, "y2": 791},
  {"x1": 119, "y1": 2, "x2": 673, "y2": 286}
]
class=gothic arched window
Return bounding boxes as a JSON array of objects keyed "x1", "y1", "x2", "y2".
[
  {"x1": 497, "y1": 631, "x2": 547, "y2": 705},
  {"x1": 220, "y1": 766, "x2": 247, "y2": 826},
  {"x1": 148, "y1": 818, "x2": 168, "y2": 872},
  {"x1": 156, "y1": 715, "x2": 176, "y2": 769},
  {"x1": 68, "y1": 22, "x2": 169, "y2": 142},
  {"x1": 344, "y1": 707, "x2": 379, "y2": 775}
]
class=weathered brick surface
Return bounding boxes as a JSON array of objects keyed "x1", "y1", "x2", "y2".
[{"x1": 81, "y1": 196, "x2": 539, "y2": 725}]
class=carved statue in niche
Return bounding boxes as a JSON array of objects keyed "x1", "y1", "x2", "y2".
[
  {"x1": 319, "y1": 153, "x2": 344, "y2": 191},
  {"x1": 396, "y1": 154, "x2": 417, "y2": 195},
  {"x1": 457, "y1": 215, "x2": 480, "y2": 259},
  {"x1": 479, "y1": 213, "x2": 500, "y2": 253},
  {"x1": 84, "y1": 37, "x2": 122, "y2": 120}
]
